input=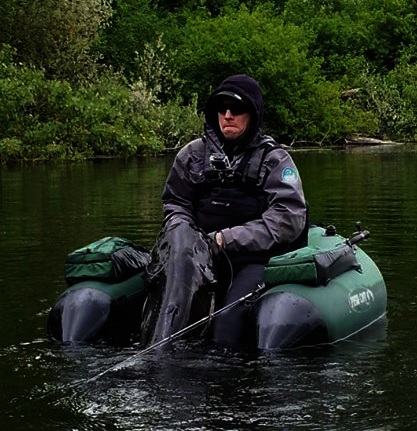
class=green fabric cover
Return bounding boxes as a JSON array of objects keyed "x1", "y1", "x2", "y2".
[
  {"x1": 64, "y1": 237, "x2": 150, "y2": 286},
  {"x1": 264, "y1": 244, "x2": 360, "y2": 287},
  {"x1": 264, "y1": 246, "x2": 319, "y2": 286}
]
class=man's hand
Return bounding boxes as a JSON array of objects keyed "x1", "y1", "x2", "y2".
[
  {"x1": 214, "y1": 231, "x2": 223, "y2": 248},
  {"x1": 207, "y1": 231, "x2": 224, "y2": 258}
]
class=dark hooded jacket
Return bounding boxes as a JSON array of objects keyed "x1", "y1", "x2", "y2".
[{"x1": 162, "y1": 75, "x2": 307, "y2": 263}]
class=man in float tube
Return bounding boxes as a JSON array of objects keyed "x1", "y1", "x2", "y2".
[{"x1": 162, "y1": 74, "x2": 308, "y2": 347}]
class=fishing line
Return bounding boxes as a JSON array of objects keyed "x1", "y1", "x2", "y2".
[
  {"x1": 84, "y1": 282, "x2": 267, "y2": 384},
  {"x1": 39, "y1": 224, "x2": 238, "y2": 396},
  {"x1": 69, "y1": 226, "x2": 371, "y2": 386},
  {"x1": 44, "y1": 224, "x2": 372, "y2": 396},
  {"x1": 83, "y1": 236, "x2": 237, "y2": 381}
]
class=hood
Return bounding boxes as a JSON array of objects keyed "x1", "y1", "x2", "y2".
[{"x1": 204, "y1": 74, "x2": 264, "y2": 145}]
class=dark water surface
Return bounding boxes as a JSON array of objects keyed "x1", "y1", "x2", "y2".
[{"x1": 1, "y1": 146, "x2": 417, "y2": 430}]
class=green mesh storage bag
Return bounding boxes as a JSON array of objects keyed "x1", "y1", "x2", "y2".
[
  {"x1": 264, "y1": 244, "x2": 361, "y2": 287},
  {"x1": 64, "y1": 237, "x2": 150, "y2": 286}
]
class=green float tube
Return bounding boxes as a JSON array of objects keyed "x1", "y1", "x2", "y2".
[{"x1": 254, "y1": 225, "x2": 387, "y2": 349}]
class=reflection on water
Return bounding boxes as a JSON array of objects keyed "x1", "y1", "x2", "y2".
[
  {"x1": 2, "y1": 338, "x2": 392, "y2": 431},
  {"x1": 1, "y1": 148, "x2": 417, "y2": 430}
]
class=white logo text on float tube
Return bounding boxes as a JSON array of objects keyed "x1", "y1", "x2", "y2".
[{"x1": 349, "y1": 288, "x2": 375, "y2": 312}]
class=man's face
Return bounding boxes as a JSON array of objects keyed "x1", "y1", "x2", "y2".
[{"x1": 217, "y1": 98, "x2": 251, "y2": 141}]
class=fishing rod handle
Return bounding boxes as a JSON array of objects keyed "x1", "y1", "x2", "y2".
[{"x1": 348, "y1": 230, "x2": 370, "y2": 246}]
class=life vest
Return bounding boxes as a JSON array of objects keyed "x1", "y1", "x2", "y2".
[{"x1": 195, "y1": 137, "x2": 278, "y2": 233}]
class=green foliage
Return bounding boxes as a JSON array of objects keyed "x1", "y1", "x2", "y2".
[
  {"x1": 2, "y1": 0, "x2": 417, "y2": 162},
  {"x1": 169, "y1": 4, "x2": 374, "y2": 143},
  {"x1": 0, "y1": 138, "x2": 23, "y2": 161},
  {"x1": 282, "y1": 0, "x2": 417, "y2": 76},
  {"x1": 0, "y1": 0, "x2": 113, "y2": 81},
  {"x1": 127, "y1": 36, "x2": 203, "y2": 151},
  {"x1": 98, "y1": 0, "x2": 163, "y2": 78},
  {"x1": 154, "y1": 0, "x2": 261, "y2": 15},
  {"x1": 131, "y1": 36, "x2": 183, "y2": 103},
  {"x1": 0, "y1": 45, "x2": 203, "y2": 162},
  {"x1": 151, "y1": 97, "x2": 204, "y2": 150},
  {"x1": 357, "y1": 58, "x2": 417, "y2": 142}
]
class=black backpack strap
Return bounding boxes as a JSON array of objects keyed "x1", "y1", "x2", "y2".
[{"x1": 234, "y1": 136, "x2": 279, "y2": 186}]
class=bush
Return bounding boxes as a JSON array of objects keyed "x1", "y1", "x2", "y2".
[
  {"x1": 1, "y1": 0, "x2": 112, "y2": 82},
  {"x1": 169, "y1": 5, "x2": 375, "y2": 143},
  {"x1": 2, "y1": 1, "x2": 417, "y2": 161},
  {"x1": 358, "y1": 57, "x2": 417, "y2": 142},
  {"x1": 0, "y1": 44, "x2": 203, "y2": 162},
  {"x1": 0, "y1": 138, "x2": 23, "y2": 161}
]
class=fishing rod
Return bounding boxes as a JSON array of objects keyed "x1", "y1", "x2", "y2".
[
  {"x1": 23, "y1": 282, "x2": 263, "y2": 406},
  {"x1": 86, "y1": 282, "x2": 268, "y2": 383},
  {"x1": 87, "y1": 223, "x2": 372, "y2": 383}
]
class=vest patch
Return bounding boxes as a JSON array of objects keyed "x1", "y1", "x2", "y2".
[{"x1": 281, "y1": 167, "x2": 299, "y2": 183}]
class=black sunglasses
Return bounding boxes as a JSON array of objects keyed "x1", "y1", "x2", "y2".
[{"x1": 217, "y1": 102, "x2": 248, "y2": 116}]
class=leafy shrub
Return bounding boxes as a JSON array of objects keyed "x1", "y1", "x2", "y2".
[
  {"x1": 3, "y1": 0, "x2": 417, "y2": 161},
  {"x1": 169, "y1": 4, "x2": 375, "y2": 143},
  {"x1": 358, "y1": 57, "x2": 417, "y2": 142},
  {"x1": 1, "y1": 0, "x2": 112, "y2": 81},
  {"x1": 98, "y1": 0, "x2": 162, "y2": 79},
  {"x1": 0, "y1": 44, "x2": 203, "y2": 162},
  {"x1": 0, "y1": 138, "x2": 23, "y2": 161}
]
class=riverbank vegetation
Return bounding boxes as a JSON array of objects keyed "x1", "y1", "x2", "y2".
[{"x1": 1, "y1": 0, "x2": 417, "y2": 161}]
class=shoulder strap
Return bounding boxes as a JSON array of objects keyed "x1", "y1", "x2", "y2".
[{"x1": 235, "y1": 136, "x2": 279, "y2": 186}]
